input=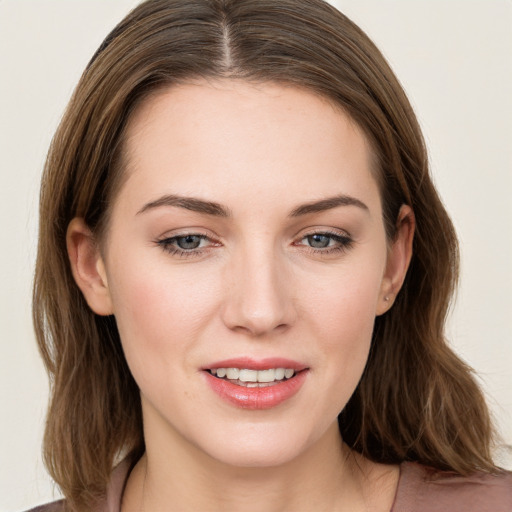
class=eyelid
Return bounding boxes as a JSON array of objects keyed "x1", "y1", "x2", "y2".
[
  {"x1": 155, "y1": 225, "x2": 224, "y2": 245},
  {"x1": 293, "y1": 226, "x2": 352, "y2": 241},
  {"x1": 292, "y1": 227, "x2": 354, "y2": 254}
]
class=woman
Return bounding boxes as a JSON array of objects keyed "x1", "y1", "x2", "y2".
[{"x1": 30, "y1": 0, "x2": 511, "y2": 510}]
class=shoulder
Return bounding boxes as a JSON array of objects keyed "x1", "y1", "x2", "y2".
[
  {"x1": 393, "y1": 462, "x2": 512, "y2": 512},
  {"x1": 24, "y1": 500, "x2": 66, "y2": 512},
  {"x1": 22, "y1": 458, "x2": 132, "y2": 512}
]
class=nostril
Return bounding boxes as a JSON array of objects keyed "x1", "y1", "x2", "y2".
[{"x1": 220, "y1": 260, "x2": 297, "y2": 335}]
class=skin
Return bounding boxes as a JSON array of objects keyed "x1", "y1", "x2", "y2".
[{"x1": 68, "y1": 80, "x2": 414, "y2": 511}]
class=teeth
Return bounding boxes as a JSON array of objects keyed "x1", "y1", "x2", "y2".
[
  {"x1": 210, "y1": 367, "x2": 297, "y2": 383},
  {"x1": 239, "y1": 369, "x2": 258, "y2": 382},
  {"x1": 226, "y1": 368, "x2": 239, "y2": 380},
  {"x1": 274, "y1": 368, "x2": 285, "y2": 380},
  {"x1": 257, "y1": 369, "x2": 276, "y2": 383}
]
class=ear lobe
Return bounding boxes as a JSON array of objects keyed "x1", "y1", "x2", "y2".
[
  {"x1": 376, "y1": 205, "x2": 415, "y2": 316},
  {"x1": 66, "y1": 218, "x2": 114, "y2": 316}
]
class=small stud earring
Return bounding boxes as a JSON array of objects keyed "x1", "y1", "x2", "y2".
[{"x1": 384, "y1": 296, "x2": 390, "y2": 302}]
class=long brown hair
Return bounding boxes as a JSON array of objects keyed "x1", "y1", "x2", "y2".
[{"x1": 33, "y1": 0, "x2": 497, "y2": 509}]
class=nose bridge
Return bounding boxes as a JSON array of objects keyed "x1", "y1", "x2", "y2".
[{"x1": 222, "y1": 240, "x2": 295, "y2": 336}]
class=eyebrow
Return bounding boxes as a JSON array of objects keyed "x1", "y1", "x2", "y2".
[
  {"x1": 289, "y1": 194, "x2": 369, "y2": 217},
  {"x1": 137, "y1": 194, "x2": 231, "y2": 217},
  {"x1": 136, "y1": 193, "x2": 368, "y2": 218}
]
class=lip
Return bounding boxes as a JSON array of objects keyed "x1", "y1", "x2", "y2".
[
  {"x1": 202, "y1": 357, "x2": 308, "y2": 372},
  {"x1": 202, "y1": 357, "x2": 309, "y2": 410}
]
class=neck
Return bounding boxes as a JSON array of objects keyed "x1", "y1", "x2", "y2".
[{"x1": 122, "y1": 419, "x2": 398, "y2": 512}]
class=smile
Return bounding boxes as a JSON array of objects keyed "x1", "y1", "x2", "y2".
[
  {"x1": 209, "y1": 367, "x2": 296, "y2": 387},
  {"x1": 204, "y1": 359, "x2": 308, "y2": 410}
]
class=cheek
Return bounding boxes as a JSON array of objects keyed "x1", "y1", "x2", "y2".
[
  {"x1": 106, "y1": 254, "x2": 220, "y2": 373},
  {"x1": 305, "y1": 254, "x2": 384, "y2": 330},
  {"x1": 302, "y1": 255, "x2": 384, "y2": 385}
]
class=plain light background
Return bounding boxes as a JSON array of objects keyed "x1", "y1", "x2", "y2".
[{"x1": 1, "y1": 1, "x2": 511, "y2": 510}]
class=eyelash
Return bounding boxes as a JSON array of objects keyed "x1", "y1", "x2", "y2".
[
  {"x1": 295, "y1": 230, "x2": 354, "y2": 255},
  {"x1": 156, "y1": 233, "x2": 215, "y2": 258},
  {"x1": 155, "y1": 230, "x2": 353, "y2": 258}
]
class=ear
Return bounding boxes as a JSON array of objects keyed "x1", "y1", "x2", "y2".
[
  {"x1": 376, "y1": 205, "x2": 415, "y2": 316},
  {"x1": 66, "y1": 218, "x2": 114, "y2": 316}
]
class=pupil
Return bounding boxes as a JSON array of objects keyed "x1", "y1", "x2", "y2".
[
  {"x1": 177, "y1": 235, "x2": 201, "y2": 250},
  {"x1": 308, "y1": 234, "x2": 330, "y2": 248}
]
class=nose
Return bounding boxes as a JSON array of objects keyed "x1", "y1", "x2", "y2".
[{"x1": 221, "y1": 246, "x2": 297, "y2": 337}]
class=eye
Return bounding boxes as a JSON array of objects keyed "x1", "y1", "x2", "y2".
[
  {"x1": 156, "y1": 233, "x2": 217, "y2": 257},
  {"x1": 174, "y1": 234, "x2": 206, "y2": 250},
  {"x1": 304, "y1": 233, "x2": 335, "y2": 249},
  {"x1": 295, "y1": 230, "x2": 353, "y2": 255}
]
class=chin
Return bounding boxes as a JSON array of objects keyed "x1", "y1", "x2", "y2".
[
  {"x1": 207, "y1": 441, "x2": 308, "y2": 469},
  {"x1": 188, "y1": 419, "x2": 325, "y2": 469}
]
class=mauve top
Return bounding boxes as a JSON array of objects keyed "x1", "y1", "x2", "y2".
[{"x1": 26, "y1": 460, "x2": 512, "y2": 512}]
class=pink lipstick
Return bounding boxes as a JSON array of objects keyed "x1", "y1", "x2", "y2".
[{"x1": 203, "y1": 358, "x2": 308, "y2": 410}]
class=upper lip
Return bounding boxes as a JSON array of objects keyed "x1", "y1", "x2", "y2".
[{"x1": 202, "y1": 357, "x2": 308, "y2": 371}]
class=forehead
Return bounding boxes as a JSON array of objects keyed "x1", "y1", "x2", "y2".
[
  {"x1": 125, "y1": 79, "x2": 365, "y2": 153},
  {"x1": 118, "y1": 79, "x2": 381, "y2": 216}
]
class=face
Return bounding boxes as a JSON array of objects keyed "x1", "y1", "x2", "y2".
[{"x1": 71, "y1": 80, "x2": 409, "y2": 468}]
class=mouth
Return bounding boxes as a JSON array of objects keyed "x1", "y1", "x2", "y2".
[
  {"x1": 208, "y1": 367, "x2": 299, "y2": 388},
  {"x1": 203, "y1": 359, "x2": 308, "y2": 409}
]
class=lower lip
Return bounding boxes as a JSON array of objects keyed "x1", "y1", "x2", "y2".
[{"x1": 204, "y1": 371, "x2": 308, "y2": 410}]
